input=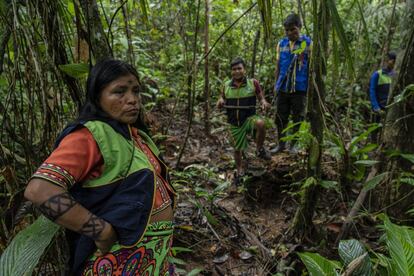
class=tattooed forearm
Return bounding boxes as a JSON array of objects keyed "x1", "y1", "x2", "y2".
[
  {"x1": 37, "y1": 192, "x2": 77, "y2": 221},
  {"x1": 80, "y1": 213, "x2": 107, "y2": 240}
]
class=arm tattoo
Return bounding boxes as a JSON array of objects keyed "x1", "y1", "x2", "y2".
[
  {"x1": 38, "y1": 192, "x2": 77, "y2": 221},
  {"x1": 80, "y1": 213, "x2": 106, "y2": 240}
]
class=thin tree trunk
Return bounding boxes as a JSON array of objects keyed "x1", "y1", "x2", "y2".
[
  {"x1": 251, "y1": 29, "x2": 260, "y2": 78},
  {"x1": 291, "y1": 0, "x2": 329, "y2": 238},
  {"x1": 121, "y1": 1, "x2": 135, "y2": 65},
  {"x1": 380, "y1": 0, "x2": 397, "y2": 65},
  {"x1": 0, "y1": 3, "x2": 12, "y2": 76},
  {"x1": 177, "y1": 0, "x2": 201, "y2": 167},
  {"x1": 79, "y1": 0, "x2": 112, "y2": 61},
  {"x1": 375, "y1": 21, "x2": 414, "y2": 216},
  {"x1": 203, "y1": 0, "x2": 210, "y2": 135},
  {"x1": 38, "y1": 0, "x2": 83, "y2": 110}
]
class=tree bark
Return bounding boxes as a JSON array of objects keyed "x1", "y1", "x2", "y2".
[
  {"x1": 250, "y1": 29, "x2": 260, "y2": 78},
  {"x1": 376, "y1": 20, "x2": 414, "y2": 216},
  {"x1": 291, "y1": 0, "x2": 329, "y2": 238},
  {"x1": 79, "y1": 0, "x2": 112, "y2": 61},
  {"x1": 38, "y1": 0, "x2": 83, "y2": 110},
  {"x1": 0, "y1": 4, "x2": 12, "y2": 75},
  {"x1": 203, "y1": 0, "x2": 210, "y2": 135},
  {"x1": 121, "y1": 1, "x2": 135, "y2": 65}
]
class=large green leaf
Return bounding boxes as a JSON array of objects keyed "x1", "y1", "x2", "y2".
[
  {"x1": 58, "y1": 63, "x2": 89, "y2": 78},
  {"x1": 0, "y1": 216, "x2": 60, "y2": 275},
  {"x1": 298, "y1": 252, "x2": 340, "y2": 276},
  {"x1": 363, "y1": 172, "x2": 387, "y2": 191},
  {"x1": 339, "y1": 239, "x2": 372, "y2": 275},
  {"x1": 382, "y1": 215, "x2": 414, "y2": 276}
]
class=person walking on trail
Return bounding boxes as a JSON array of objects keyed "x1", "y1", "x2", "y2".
[
  {"x1": 368, "y1": 51, "x2": 396, "y2": 142},
  {"x1": 216, "y1": 57, "x2": 271, "y2": 184},
  {"x1": 369, "y1": 52, "x2": 396, "y2": 114},
  {"x1": 271, "y1": 13, "x2": 312, "y2": 154}
]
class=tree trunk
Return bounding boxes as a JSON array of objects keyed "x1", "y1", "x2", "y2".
[
  {"x1": 121, "y1": 2, "x2": 135, "y2": 65},
  {"x1": 79, "y1": 0, "x2": 112, "y2": 61},
  {"x1": 176, "y1": 0, "x2": 201, "y2": 167},
  {"x1": 203, "y1": 0, "x2": 210, "y2": 135},
  {"x1": 38, "y1": 0, "x2": 83, "y2": 110},
  {"x1": 0, "y1": 5, "x2": 12, "y2": 76},
  {"x1": 291, "y1": 0, "x2": 329, "y2": 238},
  {"x1": 250, "y1": 29, "x2": 260, "y2": 78},
  {"x1": 375, "y1": 21, "x2": 414, "y2": 216}
]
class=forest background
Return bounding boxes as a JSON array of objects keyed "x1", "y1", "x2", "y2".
[{"x1": 0, "y1": 0, "x2": 414, "y2": 275}]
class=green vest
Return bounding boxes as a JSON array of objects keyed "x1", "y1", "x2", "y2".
[
  {"x1": 224, "y1": 78, "x2": 255, "y2": 99},
  {"x1": 377, "y1": 69, "x2": 392, "y2": 85},
  {"x1": 82, "y1": 121, "x2": 158, "y2": 188}
]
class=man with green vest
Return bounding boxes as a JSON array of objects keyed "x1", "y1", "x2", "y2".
[
  {"x1": 368, "y1": 52, "x2": 396, "y2": 142},
  {"x1": 369, "y1": 52, "x2": 396, "y2": 113},
  {"x1": 217, "y1": 57, "x2": 271, "y2": 183}
]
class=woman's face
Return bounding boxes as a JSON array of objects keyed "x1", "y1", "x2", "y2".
[{"x1": 99, "y1": 74, "x2": 141, "y2": 124}]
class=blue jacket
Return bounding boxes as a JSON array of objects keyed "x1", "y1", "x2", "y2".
[
  {"x1": 369, "y1": 68, "x2": 394, "y2": 110},
  {"x1": 275, "y1": 35, "x2": 312, "y2": 93}
]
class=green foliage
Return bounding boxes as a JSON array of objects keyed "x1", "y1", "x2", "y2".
[
  {"x1": 299, "y1": 217, "x2": 414, "y2": 276},
  {"x1": 339, "y1": 239, "x2": 372, "y2": 276},
  {"x1": 169, "y1": 246, "x2": 203, "y2": 275},
  {"x1": 0, "y1": 216, "x2": 60, "y2": 276},
  {"x1": 59, "y1": 63, "x2": 89, "y2": 79},
  {"x1": 298, "y1": 252, "x2": 340, "y2": 276},
  {"x1": 363, "y1": 172, "x2": 387, "y2": 191},
  {"x1": 378, "y1": 215, "x2": 414, "y2": 276},
  {"x1": 326, "y1": 125, "x2": 380, "y2": 182}
]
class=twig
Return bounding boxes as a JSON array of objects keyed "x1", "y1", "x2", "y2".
[{"x1": 206, "y1": 220, "x2": 222, "y2": 242}]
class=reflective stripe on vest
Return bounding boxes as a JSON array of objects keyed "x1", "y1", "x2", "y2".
[
  {"x1": 224, "y1": 78, "x2": 255, "y2": 99},
  {"x1": 276, "y1": 35, "x2": 311, "y2": 93}
]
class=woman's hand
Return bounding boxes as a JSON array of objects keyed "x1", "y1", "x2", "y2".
[{"x1": 94, "y1": 222, "x2": 118, "y2": 256}]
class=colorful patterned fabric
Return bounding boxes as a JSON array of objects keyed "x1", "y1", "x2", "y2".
[
  {"x1": 81, "y1": 221, "x2": 175, "y2": 276},
  {"x1": 30, "y1": 122, "x2": 176, "y2": 274}
]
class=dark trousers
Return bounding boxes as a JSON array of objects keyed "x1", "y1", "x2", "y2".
[
  {"x1": 275, "y1": 91, "x2": 307, "y2": 144},
  {"x1": 370, "y1": 112, "x2": 383, "y2": 143}
]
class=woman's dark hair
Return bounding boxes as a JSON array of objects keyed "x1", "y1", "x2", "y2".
[
  {"x1": 283, "y1": 13, "x2": 302, "y2": 28},
  {"x1": 230, "y1": 57, "x2": 246, "y2": 69},
  {"x1": 77, "y1": 59, "x2": 148, "y2": 131}
]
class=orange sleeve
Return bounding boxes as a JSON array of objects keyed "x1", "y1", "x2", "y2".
[{"x1": 31, "y1": 127, "x2": 104, "y2": 189}]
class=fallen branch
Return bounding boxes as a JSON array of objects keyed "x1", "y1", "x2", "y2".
[{"x1": 335, "y1": 167, "x2": 377, "y2": 244}]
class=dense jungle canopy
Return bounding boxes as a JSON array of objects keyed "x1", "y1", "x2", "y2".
[{"x1": 1, "y1": 0, "x2": 414, "y2": 275}]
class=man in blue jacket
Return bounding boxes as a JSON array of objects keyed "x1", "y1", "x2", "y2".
[
  {"x1": 369, "y1": 52, "x2": 396, "y2": 113},
  {"x1": 271, "y1": 13, "x2": 312, "y2": 154}
]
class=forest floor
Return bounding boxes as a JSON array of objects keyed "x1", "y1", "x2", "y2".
[{"x1": 150, "y1": 101, "x2": 381, "y2": 275}]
